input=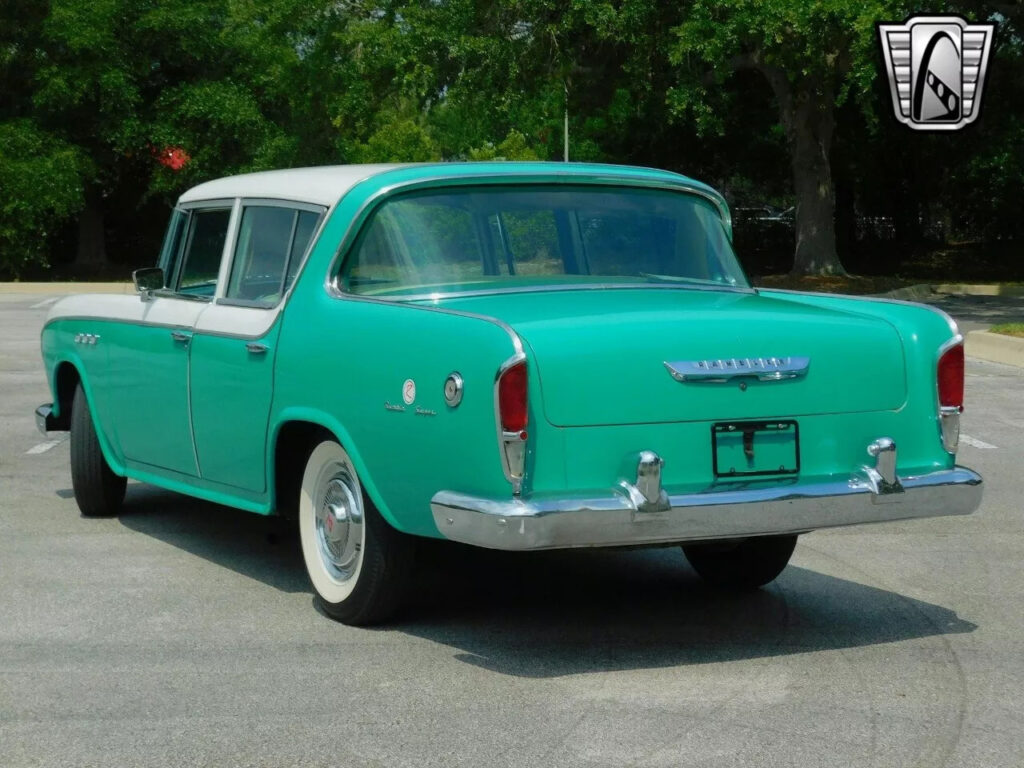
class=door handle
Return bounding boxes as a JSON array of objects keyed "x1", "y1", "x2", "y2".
[
  {"x1": 246, "y1": 342, "x2": 269, "y2": 355},
  {"x1": 170, "y1": 330, "x2": 191, "y2": 345}
]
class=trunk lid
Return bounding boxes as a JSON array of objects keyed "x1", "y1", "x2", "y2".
[{"x1": 429, "y1": 288, "x2": 907, "y2": 427}]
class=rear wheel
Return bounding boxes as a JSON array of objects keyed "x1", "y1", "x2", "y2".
[
  {"x1": 298, "y1": 440, "x2": 413, "y2": 625},
  {"x1": 69, "y1": 383, "x2": 126, "y2": 517},
  {"x1": 682, "y1": 534, "x2": 797, "y2": 590}
]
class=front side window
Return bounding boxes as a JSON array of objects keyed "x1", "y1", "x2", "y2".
[
  {"x1": 158, "y1": 209, "x2": 188, "y2": 284},
  {"x1": 176, "y1": 208, "x2": 232, "y2": 296},
  {"x1": 341, "y1": 186, "x2": 746, "y2": 297},
  {"x1": 225, "y1": 205, "x2": 323, "y2": 306}
]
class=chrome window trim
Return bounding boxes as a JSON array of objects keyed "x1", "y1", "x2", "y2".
[
  {"x1": 219, "y1": 198, "x2": 328, "y2": 308},
  {"x1": 168, "y1": 202, "x2": 235, "y2": 297},
  {"x1": 323, "y1": 174, "x2": 744, "y2": 302},
  {"x1": 362, "y1": 281, "x2": 753, "y2": 303}
]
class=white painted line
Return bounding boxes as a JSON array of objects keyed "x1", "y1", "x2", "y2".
[
  {"x1": 29, "y1": 297, "x2": 60, "y2": 309},
  {"x1": 960, "y1": 434, "x2": 998, "y2": 450},
  {"x1": 25, "y1": 438, "x2": 65, "y2": 455}
]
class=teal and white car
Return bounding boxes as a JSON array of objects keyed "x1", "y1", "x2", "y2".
[{"x1": 37, "y1": 162, "x2": 983, "y2": 624}]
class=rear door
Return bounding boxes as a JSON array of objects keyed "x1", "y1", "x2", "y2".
[{"x1": 188, "y1": 200, "x2": 324, "y2": 492}]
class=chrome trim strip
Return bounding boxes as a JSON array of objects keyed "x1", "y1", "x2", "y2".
[
  {"x1": 323, "y1": 291, "x2": 525, "y2": 357},
  {"x1": 665, "y1": 356, "x2": 810, "y2": 383},
  {"x1": 372, "y1": 281, "x2": 754, "y2": 302},
  {"x1": 431, "y1": 466, "x2": 983, "y2": 551}
]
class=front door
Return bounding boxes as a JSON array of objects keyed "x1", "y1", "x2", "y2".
[{"x1": 108, "y1": 204, "x2": 234, "y2": 477}]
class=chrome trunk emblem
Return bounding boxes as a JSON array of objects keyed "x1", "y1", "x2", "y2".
[{"x1": 664, "y1": 356, "x2": 810, "y2": 383}]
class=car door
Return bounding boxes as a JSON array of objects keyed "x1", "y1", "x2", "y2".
[
  {"x1": 188, "y1": 200, "x2": 324, "y2": 492},
  {"x1": 106, "y1": 202, "x2": 235, "y2": 477}
]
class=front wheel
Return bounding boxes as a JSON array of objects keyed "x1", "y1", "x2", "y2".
[
  {"x1": 69, "y1": 382, "x2": 126, "y2": 517},
  {"x1": 682, "y1": 534, "x2": 797, "y2": 590},
  {"x1": 298, "y1": 440, "x2": 413, "y2": 625}
]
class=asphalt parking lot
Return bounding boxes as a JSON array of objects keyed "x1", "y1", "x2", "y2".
[{"x1": 1, "y1": 290, "x2": 1022, "y2": 768}]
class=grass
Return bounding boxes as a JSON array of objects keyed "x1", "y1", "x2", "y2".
[{"x1": 989, "y1": 323, "x2": 1024, "y2": 338}]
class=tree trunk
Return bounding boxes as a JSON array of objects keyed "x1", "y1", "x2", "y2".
[
  {"x1": 761, "y1": 67, "x2": 846, "y2": 276},
  {"x1": 76, "y1": 190, "x2": 107, "y2": 268}
]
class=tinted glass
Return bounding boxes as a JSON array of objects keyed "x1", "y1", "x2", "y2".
[
  {"x1": 178, "y1": 209, "x2": 231, "y2": 295},
  {"x1": 284, "y1": 210, "x2": 321, "y2": 291},
  {"x1": 158, "y1": 209, "x2": 188, "y2": 287},
  {"x1": 342, "y1": 186, "x2": 745, "y2": 296},
  {"x1": 227, "y1": 206, "x2": 294, "y2": 304}
]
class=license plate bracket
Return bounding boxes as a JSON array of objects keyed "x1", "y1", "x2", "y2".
[{"x1": 712, "y1": 420, "x2": 799, "y2": 479}]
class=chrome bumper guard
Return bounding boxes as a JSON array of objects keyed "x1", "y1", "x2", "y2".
[{"x1": 430, "y1": 439, "x2": 982, "y2": 551}]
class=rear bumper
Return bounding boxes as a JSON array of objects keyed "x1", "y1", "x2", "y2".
[
  {"x1": 430, "y1": 466, "x2": 983, "y2": 551},
  {"x1": 35, "y1": 403, "x2": 69, "y2": 434}
]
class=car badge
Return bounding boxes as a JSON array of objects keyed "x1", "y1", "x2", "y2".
[
  {"x1": 878, "y1": 15, "x2": 995, "y2": 131},
  {"x1": 665, "y1": 357, "x2": 810, "y2": 383},
  {"x1": 402, "y1": 379, "x2": 416, "y2": 405}
]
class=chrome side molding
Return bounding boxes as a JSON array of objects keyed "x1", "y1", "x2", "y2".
[{"x1": 665, "y1": 356, "x2": 810, "y2": 383}]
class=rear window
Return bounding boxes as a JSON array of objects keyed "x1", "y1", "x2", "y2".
[{"x1": 340, "y1": 185, "x2": 745, "y2": 296}]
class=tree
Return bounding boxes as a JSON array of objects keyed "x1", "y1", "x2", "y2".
[{"x1": 673, "y1": 0, "x2": 899, "y2": 275}]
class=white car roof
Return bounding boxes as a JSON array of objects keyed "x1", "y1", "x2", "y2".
[{"x1": 177, "y1": 164, "x2": 411, "y2": 207}]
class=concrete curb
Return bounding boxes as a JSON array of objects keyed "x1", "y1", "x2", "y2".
[
  {"x1": 966, "y1": 330, "x2": 1024, "y2": 368},
  {"x1": 0, "y1": 282, "x2": 133, "y2": 294},
  {"x1": 934, "y1": 283, "x2": 1024, "y2": 297}
]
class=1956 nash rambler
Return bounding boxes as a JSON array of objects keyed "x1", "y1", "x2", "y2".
[{"x1": 37, "y1": 162, "x2": 983, "y2": 624}]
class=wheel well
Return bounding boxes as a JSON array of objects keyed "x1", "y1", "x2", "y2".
[
  {"x1": 55, "y1": 362, "x2": 82, "y2": 421},
  {"x1": 273, "y1": 421, "x2": 333, "y2": 518}
]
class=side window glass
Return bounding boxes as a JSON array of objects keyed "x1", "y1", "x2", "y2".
[
  {"x1": 177, "y1": 208, "x2": 231, "y2": 296},
  {"x1": 225, "y1": 206, "x2": 322, "y2": 305},
  {"x1": 158, "y1": 209, "x2": 189, "y2": 286},
  {"x1": 284, "y1": 210, "x2": 321, "y2": 292}
]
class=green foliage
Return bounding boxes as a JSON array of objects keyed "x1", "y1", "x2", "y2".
[
  {"x1": 0, "y1": 121, "x2": 84, "y2": 275},
  {"x1": 468, "y1": 130, "x2": 542, "y2": 161},
  {"x1": 0, "y1": 0, "x2": 1021, "y2": 277}
]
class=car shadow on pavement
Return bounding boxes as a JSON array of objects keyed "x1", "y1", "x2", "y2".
[
  {"x1": 396, "y1": 540, "x2": 977, "y2": 677},
  {"x1": 112, "y1": 485, "x2": 977, "y2": 678},
  {"x1": 115, "y1": 484, "x2": 309, "y2": 594}
]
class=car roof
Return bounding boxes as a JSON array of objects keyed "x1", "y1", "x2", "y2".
[
  {"x1": 177, "y1": 162, "x2": 724, "y2": 210},
  {"x1": 178, "y1": 164, "x2": 412, "y2": 207}
]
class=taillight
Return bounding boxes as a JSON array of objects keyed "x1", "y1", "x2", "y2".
[
  {"x1": 497, "y1": 360, "x2": 528, "y2": 433},
  {"x1": 938, "y1": 343, "x2": 964, "y2": 411}
]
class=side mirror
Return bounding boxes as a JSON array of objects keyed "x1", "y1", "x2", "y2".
[{"x1": 132, "y1": 267, "x2": 164, "y2": 301}]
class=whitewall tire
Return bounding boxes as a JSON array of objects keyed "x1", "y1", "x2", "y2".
[{"x1": 298, "y1": 440, "x2": 413, "y2": 625}]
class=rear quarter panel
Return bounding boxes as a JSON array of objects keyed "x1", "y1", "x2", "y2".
[
  {"x1": 758, "y1": 289, "x2": 960, "y2": 471},
  {"x1": 272, "y1": 288, "x2": 523, "y2": 537}
]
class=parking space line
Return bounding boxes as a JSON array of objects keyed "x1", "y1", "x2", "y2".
[
  {"x1": 26, "y1": 438, "x2": 67, "y2": 455},
  {"x1": 960, "y1": 434, "x2": 997, "y2": 450},
  {"x1": 29, "y1": 297, "x2": 60, "y2": 309}
]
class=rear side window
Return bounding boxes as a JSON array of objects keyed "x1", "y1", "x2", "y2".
[
  {"x1": 225, "y1": 205, "x2": 323, "y2": 306},
  {"x1": 176, "y1": 208, "x2": 232, "y2": 296}
]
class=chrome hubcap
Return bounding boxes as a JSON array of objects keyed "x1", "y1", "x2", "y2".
[{"x1": 314, "y1": 468, "x2": 363, "y2": 582}]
